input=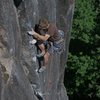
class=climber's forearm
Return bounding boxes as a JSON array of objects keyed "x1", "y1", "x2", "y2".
[
  {"x1": 33, "y1": 33, "x2": 50, "y2": 41},
  {"x1": 34, "y1": 34, "x2": 46, "y2": 41},
  {"x1": 33, "y1": 34, "x2": 41, "y2": 40},
  {"x1": 28, "y1": 29, "x2": 50, "y2": 41}
]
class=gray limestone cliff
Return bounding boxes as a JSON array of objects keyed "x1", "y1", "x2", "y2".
[{"x1": 0, "y1": 0, "x2": 74, "y2": 100}]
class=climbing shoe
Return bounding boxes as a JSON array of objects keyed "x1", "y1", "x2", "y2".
[{"x1": 38, "y1": 66, "x2": 46, "y2": 73}]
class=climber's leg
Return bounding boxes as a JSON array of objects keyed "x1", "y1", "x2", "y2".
[
  {"x1": 38, "y1": 51, "x2": 50, "y2": 73},
  {"x1": 44, "y1": 52, "x2": 50, "y2": 67},
  {"x1": 37, "y1": 43, "x2": 46, "y2": 57}
]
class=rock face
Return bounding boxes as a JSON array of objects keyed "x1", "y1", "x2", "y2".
[{"x1": 0, "y1": 0, "x2": 74, "y2": 100}]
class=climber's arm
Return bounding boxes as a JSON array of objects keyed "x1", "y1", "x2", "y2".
[
  {"x1": 33, "y1": 33, "x2": 50, "y2": 41},
  {"x1": 28, "y1": 29, "x2": 50, "y2": 41}
]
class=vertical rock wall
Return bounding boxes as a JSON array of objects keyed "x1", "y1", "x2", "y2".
[{"x1": 0, "y1": 0, "x2": 74, "y2": 100}]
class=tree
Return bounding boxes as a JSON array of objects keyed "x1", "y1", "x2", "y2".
[{"x1": 64, "y1": 0, "x2": 100, "y2": 100}]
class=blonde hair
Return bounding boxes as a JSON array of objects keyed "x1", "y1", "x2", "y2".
[{"x1": 39, "y1": 18, "x2": 49, "y2": 28}]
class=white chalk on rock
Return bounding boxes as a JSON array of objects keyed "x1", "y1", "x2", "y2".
[
  {"x1": 27, "y1": 30, "x2": 35, "y2": 35},
  {"x1": 29, "y1": 39, "x2": 37, "y2": 44},
  {"x1": 32, "y1": 56, "x2": 37, "y2": 62},
  {"x1": 27, "y1": 31, "x2": 33, "y2": 35}
]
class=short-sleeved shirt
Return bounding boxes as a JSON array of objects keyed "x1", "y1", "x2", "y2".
[
  {"x1": 34, "y1": 23, "x2": 60, "y2": 44},
  {"x1": 46, "y1": 23, "x2": 60, "y2": 42}
]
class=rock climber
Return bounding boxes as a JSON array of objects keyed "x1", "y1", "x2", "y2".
[{"x1": 28, "y1": 18, "x2": 64, "y2": 72}]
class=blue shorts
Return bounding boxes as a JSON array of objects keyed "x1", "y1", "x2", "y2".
[{"x1": 48, "y1": 39, "x2": 64, "y2": 54}]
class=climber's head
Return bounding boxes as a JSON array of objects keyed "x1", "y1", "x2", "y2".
[{"x1": 39, "y1": 18, "x2": 49, "y2": 30}]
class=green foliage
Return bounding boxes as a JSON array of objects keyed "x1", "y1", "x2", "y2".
[
  {"x1": 71, "y1": 0, "x2": 96, "y2": 43},
  {"x1": 65, "y1": 53, "x2": 100, "y2": 99},
  {"x1": 65, "y1": 0, "x2": 100, "y2": 100},
  {"x1": 65, "y1": 53, "x2": 100, "y2": 100}
]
